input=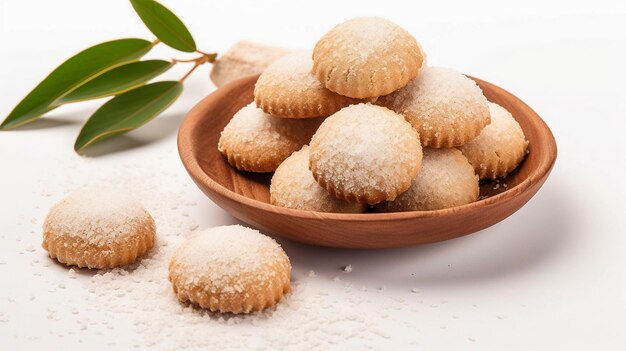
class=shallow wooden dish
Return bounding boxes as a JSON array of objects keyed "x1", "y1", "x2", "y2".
[{"x1": 178, "y1": 75, "x2": 557, "y2": 248}]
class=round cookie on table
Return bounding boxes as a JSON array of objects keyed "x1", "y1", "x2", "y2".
[
  {"x1": 218, "y1": 102, "x2": 323, "y2": 172},
  {"x1": 309, "y1": 103, "x2": 422, "y2": 205},
  {"x1": 270, "y1": 146, "x2": 367, "y2": 213},
  {"x1": 254, "y1": 51, "x2": 360, "y2": 118},
  {"x1": 168, "y1": 225, "x2": 291, "y2": 314},
  {"x1": 42, "y1": 186, "x2": 156, "y2": 269},
  {"x1": 374, "y1": 148, "x2": 479, "y2": 212},
  {"x1": 460, "y1": 102, "x2": 529, "y2": 179},
  {"x1": 313, "y1": 17, "x2": 425, "y2": 99},
  {"x1": 378, "y1": 66, "x2": 490, "y2": 148}
]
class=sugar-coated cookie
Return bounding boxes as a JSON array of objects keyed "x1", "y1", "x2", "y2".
[
  {"x1": 168, "y1": 225, "x2": 291, "y2": 314},
  {"x1": 313, "y1": 17, "x2": 424, "y2": 99},
  {"x1": 375, "y1": 148, "x2": 478, "y2": 212},
  {"x1": 378, "y1": 66, "x2": 490, "y2": 148},
  {"x1": 42, "y1": 186, "x2": 155, "y2": 269},
  {"x1": 218, "y1": 102, "x2": 323, "y2": 172},
  {"x1": 309, "y1": 103, "x2": 422, "y2": 205},
  {"x1": 254, "y1": 51, "x2": 359, "y2": 118},
  {"x1": 270, "y1": 146, "x2": 367, "y2": 213},
  {"x1": 460, "y1": 102, "x2": 529, "y2": 179},
  {"x1": 210, "y1": 41, "x2": 292, "y2": 87}
]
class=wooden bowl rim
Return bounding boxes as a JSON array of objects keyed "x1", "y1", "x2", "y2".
[{"x1": 178, "y1": 75, "x2": 557, "y2": 223}]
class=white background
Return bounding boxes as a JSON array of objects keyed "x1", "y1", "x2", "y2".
[{"x1": 1, "y1": 0, "x2": 626, "y2": 349}]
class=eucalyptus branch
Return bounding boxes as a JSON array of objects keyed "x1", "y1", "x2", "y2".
[{"x1": 1, "y1": 0, "x2": 217, "y2": 155}]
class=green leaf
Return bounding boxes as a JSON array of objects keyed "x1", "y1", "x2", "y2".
[
  {"x1": 74, "y1": 81, "x2": 183, "y2": 151},
  {"x1": 57, "y1": 60, "x2": 173, "y2": 104},
  {"x1": 130, "y1": 0, "x2": 196, "y2": 52},
  {"x1": 1, "y1": 38, "x2": 154, "y2": 130}
]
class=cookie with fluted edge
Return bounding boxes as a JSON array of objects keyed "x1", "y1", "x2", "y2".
[
  {"x1": 378, "y1": 66, "x2": 490, "y2": 148},
  {"x1": 313, "y1": 17, "x2": 424, "y2": 99},
  {"x1": 168, "y1": 225, "x2": 291, "y2": 314},
  {"x1": 309, "y1": 103, "x2": 422, "y2": 205},
  {"x1": 460, "y1": 102, "x2": 529, "y2": 179},
  {"x1": 270, "y1": 146, "x2": 367, "y2": 213},
  {"x1": 42, "y1": 186, "x2": 155, "y2": 269},
  {"x1": 375, "y1": 148, "x2": 478, "y2": 212},
  {"x1": 218, "y1": 102, "x2": 323, "y2": 172},
  {"x1": 255, "y1": 51, "x2": 359, "y2": 118}
]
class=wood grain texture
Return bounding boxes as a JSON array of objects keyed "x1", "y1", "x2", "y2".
[{"x1": 177, "y1": 75, "x2": 557, "y2": 248}]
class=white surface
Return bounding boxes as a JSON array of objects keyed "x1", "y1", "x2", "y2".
[{"x1": 1, "y1": 0, "x2": 626, "y2": 349}]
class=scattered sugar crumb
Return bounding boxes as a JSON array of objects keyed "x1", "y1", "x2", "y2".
[{"x1": 3, "y1": 149, "x2": 455, "y2": 349}]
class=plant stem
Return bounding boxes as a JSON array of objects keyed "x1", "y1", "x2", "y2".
[
  {"x1": 173, "y1": 50, "x2": 217, "y2": 82},
  {"x1": 179, "y1": 62, "x2": 201, "y2": 82},
  {"x1": 171, "y1": 57, "x2": 200, "y2": 63},
  {"x1": 196, "y1": 49, "x2": 217, "y2": 63}
]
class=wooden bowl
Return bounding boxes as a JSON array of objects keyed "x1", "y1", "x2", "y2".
[{"x1": 178, "y1": 75, "x2": 557, "y2": 248}]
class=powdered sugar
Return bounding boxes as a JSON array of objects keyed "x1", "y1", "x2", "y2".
[
  {"x1": 270, "y1": 146, "x2": 365, "y2": 213},
  {"x1": 309, "y1": 103, "x2": 422, "y2": 204},
  {"x1": 172, "y1": 225, "x2": 280, "y2": 279},
  {"x1": 261, "y1": 51, "x2": 318, "y2": 86},
  {"x1": 43, "y1": 186, "x2": 148, "y2": 246},
  {"x1": 379, "y1": 66, "x2": 490, "y2": 147},
  {"x1": 317, "y1": 17, "x2": 410, "y2": 63},
  {"x1": 169, "y1": 225, "x2": 290, "y2": 310},
  {"x1": 312, "y1": 17, "x2": 423, "y2": 98},
  {"x1": 375, "y1": 148, "x2": 479, "y2": 212},
  {"x1": 0, "y1": 145, "x2": 510, "y2": 349},
  {"x1": 254, "y1": 51, "x2": 357, "y2": 118},
  {"x1": 460, "y1": 102, "x2": 529, "y2": 179},
  {"x1": 218, "y1": 102, "x2": 323, "y2": 171}
]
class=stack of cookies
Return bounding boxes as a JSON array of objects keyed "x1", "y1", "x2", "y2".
[{"x1": 218, "y1": 17, "x2": 529, "y2": 213}]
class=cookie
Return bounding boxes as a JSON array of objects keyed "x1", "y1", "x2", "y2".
[
  {"x1": 254, "y1": 51, "x2": 359, "y2": 118},
  {"x1": 210, "y1": 41, "x2": 292, "y2": 87},
  {"x1": 309, "y1": 103, "x2": 422, "y2": 205},
  {"x1": 168, "y1": 225, "x2": 291, "y2": 314},
  {"x1": 313, "y1": 17, "x2": 424, "y2": 98},
  {"x1": 218, "y1": 102, "x2": 323, "y2": 172},
  {"x1": 270, "y1": 146, "x2": 367, "y2": 213},
  {"x1": 375, "y1": 148, "x2": 479, "y2": 212},
  {"x1": 378, "y1": 66, "x2": 490, "y2": 148},
  {"x1": 460, "y1": 102, "x2": 529, "y2": 179},
  {"x1": 42, "y1": 186, "x2": 156, "y2": 269}
]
